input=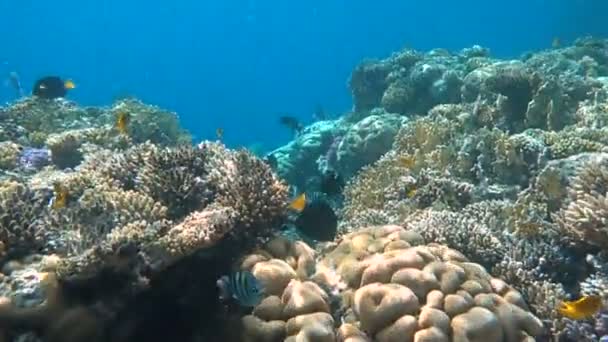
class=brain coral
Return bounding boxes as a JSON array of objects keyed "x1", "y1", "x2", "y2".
[{"x1": 239, "y1": 225, "x2": 543, "y2": 342}]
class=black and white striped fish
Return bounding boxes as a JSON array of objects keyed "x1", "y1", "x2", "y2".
[{"x1": 217, "y1": 271, "x2": 264, "y2": 307}]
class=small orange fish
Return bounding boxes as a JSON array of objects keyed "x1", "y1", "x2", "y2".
[
  {"x1": 116, "y1": 112, "x2": 130, "y2": 135},
  {"x1": 216, "y1": 128, "x2": 224, "y2": 141},
  {"x1": 63, "y1": 79, "x2": 76, "y2": 89},
  {"x1": 557, "y1": 295, "x2": 602, "y2": 320},
  {"x1": 290, "y1": 193, "x2": 306, "y2": 212},
  {"x1": 49, "y1": 183, "x2": 69, "y2": 210}
]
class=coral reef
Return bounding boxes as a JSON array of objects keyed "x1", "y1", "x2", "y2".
[
  {"x1": 1, "y1": 37, "x2": 608, "y2": 342},
  {"x1": 0, "y1": 102, "x2": 288, "y2": 341}
]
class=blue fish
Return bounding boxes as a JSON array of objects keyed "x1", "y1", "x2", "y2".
[
  {"x1": 19, "y1": 147, "x2": 51, "y2": 170},
  {"x1": 217, "y1": 271, "x2": 264, "y2": 307}
]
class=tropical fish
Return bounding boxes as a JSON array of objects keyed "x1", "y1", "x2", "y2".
[
  {"x1": 557, "y1": 295, "x2": 602, "y2": 320},
  {"x1": 49, "y1": 183, "x2": 70, "y2": 210},
  {"x1": 116, "y1": 112, "x2": 130, "y2": 135},
  {"x1": 279, "y1": 115, "x2": 304, "y2": 135},
  {"x1": 19, "y1": 147, "x2": 51, "y2": 170},
  {"x1": 320, "y1": 170, "x2": 344, "y2": 196},
  {"x1": 32, "y1": 76, "x2": 76, "y2": 99},
  {"x1": 294, "y1": 192, "x2": 337, "y2": 241},
  {"x1": 289, "y1": 193, "x2": 306, "y2": 212},
  {"x1": 216, "y1": 127, "x2": 224, "y2": 141},
  {"x1": 217, "y1": 271, "x2": 264, "y2": 307}
]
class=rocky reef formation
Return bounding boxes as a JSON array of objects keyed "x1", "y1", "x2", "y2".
[
  {"x1": 0, "y1": 97, "x2": 290, "y2": 341},
  {"x1": 1, "y1": 36, "x2": 608, "y2": 342},
  {"x1": 337, "y1": 37, "x2": 608, "y2": 341}
]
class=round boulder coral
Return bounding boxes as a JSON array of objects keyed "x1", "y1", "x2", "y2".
[
  {"x1": 336, "y1": 113, "x2": 407, "y2": 177},
  {"x1": 314, "y1": 225, "x2": 544, "y2": 342}
]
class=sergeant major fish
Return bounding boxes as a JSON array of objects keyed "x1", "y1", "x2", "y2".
[{"x1": 217, "y1": 271, "x2": 264, "y2": 307}]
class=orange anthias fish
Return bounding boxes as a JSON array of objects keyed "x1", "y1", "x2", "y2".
[
  {"x1": 557, "y1": 295, "x2": 603, "y2": 320},
  {"x1": 116, "y1": 112, "x2": 130, "y2": 135},
  {"x1": 63, "y1": 79, "x2": 76, "y2": 89},
  {"x1": 289, "y1": 193, "x2": 306, "y2": 212}
]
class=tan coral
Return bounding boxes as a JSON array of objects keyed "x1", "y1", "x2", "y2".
[
  {"x1": 314, "y1": 225, "x2": 544, "y2": 342},
  {"x1": 282, "y1": 280, "x2": 330, "y2": 317},
  {"x1": 252, "y1": 259, "x2": 298, "y2": 296},
  {"x1": 0, "y1": 142, "x2": 22, "y2": 169},
  {"x1": 241, "y1": 315, "x2": 286, "y2": 342},
  {"x1": 337, "y1": 323, "x2": 370, "y2": 342},
  {"x1": 154, "y1": 205, "x2": 237, "y2": 261},
  {"x1": 238, "y1": 238, "x2": 336, "y2": 342},
  {"x1": 285, "y1": 312, "x2": 335, "y2": 342},
  {"x1": 353, "y1": 283, "x2": 420, "y2": 335}
]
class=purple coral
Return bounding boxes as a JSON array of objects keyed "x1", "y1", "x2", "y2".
[{"x1": 18, "y1": 147, "x2": 51, "y2": 170}]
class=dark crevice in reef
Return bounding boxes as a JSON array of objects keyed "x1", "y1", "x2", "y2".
[
  {"x1": 106, "y1": 257, "x2": 230, "y2": 341},
  {"x1": 0, "y1": 236, "x2": 251, "y2": 342},
  {"x1": 104, "y1": 236, "x2": 244, "y2": 342}
]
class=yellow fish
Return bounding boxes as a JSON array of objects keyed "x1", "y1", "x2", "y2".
[
  {"x1": 407, "y1": 188, "x2": 417, "y2": 198},
  {"x1": 49, "y1": 183, "x2": 69, "y2": 210},
  {"x1": 116, "y1": 112, "x2": 130, "y2": 135},
  {"x1": 557, "y1": 295, "x2": 602, "y2": 320},
  {"x1": 289, "y1": 193, "x2": 306, "y2": 212},
  {"x1": 216, "y1": 128, "x2": 224, "y2": 141},
  {"x1": 63, "y1": 79, "x2": 76, "y2": 89}
]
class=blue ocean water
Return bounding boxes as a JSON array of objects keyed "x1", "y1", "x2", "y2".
[{"x1": 1, "y1": 0, "x2": 606, "y2": 151}]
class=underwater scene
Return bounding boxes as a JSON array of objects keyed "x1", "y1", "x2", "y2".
[{"x1": 2, "y1": 1, "x2": 608, "y2": 342}]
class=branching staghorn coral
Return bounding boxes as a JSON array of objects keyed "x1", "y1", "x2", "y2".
[
  {"x1": 79, "y1": 142, "x2": 157, "y2": 190},
  {"x1": 543, "y1": 128, "x2": 608, "y2": 159},
  {"x1": 136, "y1": 144, "x2": 213, "y2": 219},
  {"x1": 205, "y1": 143, "x2": 289, "y2": 232},
  {"x1": 404, "y1": 209, "x2": 505, "y2": 269},
  {"x1": 0, "y1": 181, "x2": 49, "y2": 260},
  {"x1": 0, "y1": 141, "x2": 291, "y2": 341},
  {"x1": 46, "y1": 128, "x2": 120, "y2": 169}
]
